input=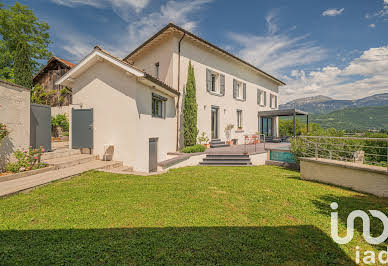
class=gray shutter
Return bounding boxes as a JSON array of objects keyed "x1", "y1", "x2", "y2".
[
  {"x1": 264, "y1": 91, "x2": 267, "y2": 106},
  {"x1": 233, "y1": 79, "x2": 237, "y2": 98},
  {"x1": 275, "y1": 95, "x2": 278, "y2": 108},
  {"x1": 206, "y1": 69, "x2": 211, "y2": 92},
  {"x1": 257, "y1": 89, "x2": 260, "y2": 105},
  {"x1": 220, "y1": 74, "x2": 225, "y2": 96},
  {"x1": 243, "y1": 83, "x2": 246, "y2": 101}
]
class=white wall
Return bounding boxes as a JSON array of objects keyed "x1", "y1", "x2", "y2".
[
  {"x1": 130, "y1": 36, "x2": 175, "y2": 88},
  {"x1": 0, "y1": 81, "x2": 30, "y2": 169},
  {"x1": 175, "y1": 34, "x2": 280, "y2": 144},
  {"x1": 71, "y1": 61, "x2": 177, "y2": 172}
]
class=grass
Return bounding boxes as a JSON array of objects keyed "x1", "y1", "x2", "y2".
[{"x1": 0, "y1": 166, "x2": 387, "y2": 264}]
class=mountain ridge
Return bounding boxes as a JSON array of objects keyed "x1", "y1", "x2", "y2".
[{"x1": 280, "y1": 93, "x2": 388, "y2": 114}]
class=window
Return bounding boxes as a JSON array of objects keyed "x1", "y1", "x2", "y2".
[
  {"x1": 155, "y1": 62, "x2": 159, "y2": 79},
  {"x1": 209, "y1": 71, "x2": 220, "y2": 93},
  {"x1": 236, "y1": 81, "x2": 241, "y2": 98},
  {"x1": 233, "y1": 79, "x2": 246, "y2": 101},
  {"x1": 237, "y1": 110, "x2": 243, "y2": 129},
  {"x1": 207, "y1": 69, "x2": 225, "y2": 95},
  {"x1": 152, "y1": 93, "x2": 167, "y2": 118},
  {"x1": 258, "y1": 89, "x2": 265, "y2": 105},
  {"x1": 270, "y1": 94, "x2": 278, "y2": 109}
]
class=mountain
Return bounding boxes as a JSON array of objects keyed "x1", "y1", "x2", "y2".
[
  {"x1": 280, "y1": 93, "x2": 388, "y2": 114},
  {"x1": 309, "y1": 105, "x2": 388, "y2": 131}
]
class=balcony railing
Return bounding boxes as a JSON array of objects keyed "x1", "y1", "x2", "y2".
[{"x1": 293, "y1": 135, "x2": 388, "y2": 171}]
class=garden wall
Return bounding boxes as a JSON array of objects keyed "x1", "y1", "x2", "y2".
[
  {"x1": 51, "y1": 106, "x2": 69, "y2": 118},
  {"x1": 0, "y1": 80, "x2": 30, "y2": 169},
  {"x1": 300, "y1": 157, "x2": 388, "y2": 197}
]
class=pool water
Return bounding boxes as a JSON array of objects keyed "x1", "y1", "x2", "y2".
[{"x1": 269, "y1": 149, "x2": 296, "y2": 164}]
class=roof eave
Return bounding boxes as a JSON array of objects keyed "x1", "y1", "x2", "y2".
[{"x1": 124, "y1": 23, "x2": 286, "y2": 86}]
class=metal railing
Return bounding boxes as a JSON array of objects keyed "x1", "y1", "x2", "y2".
[{"x1": 294, "y1": 136, "x2": 388, "y2": 171}]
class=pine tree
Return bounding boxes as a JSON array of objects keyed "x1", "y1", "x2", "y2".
[
  {"x1": 13, "y1": 41, "x2": 33, "y2": 88},
  {"x1": 183, "y1": 61, "x2": 198, "y2": 147}
]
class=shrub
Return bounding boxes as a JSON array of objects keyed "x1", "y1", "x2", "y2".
[
  {"x1": 52, "y1": 114, "x2": 69, "y2": 137},
  {"x1": 197, "y1": 132, "x2": 209, "y2": 145},
  {"x1": 0, "y1": 122, "x2": 9, "y2": 144},
  {"x1": 5, "y1": 146, "x2": 47, "y2": 173},
  {"x1": 181, "y1": 144, "x2": 205, "y2": 153}
]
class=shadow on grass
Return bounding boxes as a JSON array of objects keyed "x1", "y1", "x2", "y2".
[
  {"x1": 312, "y1": 194, "x2": 388, "y2": 251},
  {"x1": 0, "y1": 225, "x2": 354, "y2": 265}
]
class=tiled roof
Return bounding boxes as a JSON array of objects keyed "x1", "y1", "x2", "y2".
[{"x1": 124, "y1": 23, "x2": 286, "y2": 86}]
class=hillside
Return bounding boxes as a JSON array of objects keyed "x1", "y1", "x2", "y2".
[
  {"x1": 309, "y1": 105, "x2": 388, "y2": 130},
  {"x1": 280, "y1": 93, "x2": 388, "y2": 114}
]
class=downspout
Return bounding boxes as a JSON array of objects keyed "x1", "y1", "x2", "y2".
[{"x1": 176, "y1": 33, "x2": 186, "y2": 151}]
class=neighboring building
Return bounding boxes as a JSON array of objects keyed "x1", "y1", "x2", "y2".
[
  {"x1": 57, "y1": 23, "x2": 285, "y2": 172},
  {"x1": 33, "y1": 56, "x2": 75, "y2": 106}
]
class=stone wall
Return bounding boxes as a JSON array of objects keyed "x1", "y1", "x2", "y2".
[
  {"x1": 0, "y1": 80, "x2": 30, "y2": 169},
  {"x1": 300, "y1": 158, "x2": 388, "y2": 197}
]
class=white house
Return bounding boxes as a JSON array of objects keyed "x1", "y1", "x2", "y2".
[{"x1": 57, "y1": 23, "x2": 285, "y2": 172}]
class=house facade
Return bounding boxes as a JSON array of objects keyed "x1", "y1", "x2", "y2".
[
  {"x1": 124, "y1": 24, "x2": 284, "y2": 147},
  {"x1": 57, "y1": 23, "x2": 284, "y2": 172},
  {"x1": 33, "y1": 56, "x2": 75, "y2": 106}
]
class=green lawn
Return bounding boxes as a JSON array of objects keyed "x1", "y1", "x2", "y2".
[{"x1": 0, "y1": 166, "x2": 387, "y2": 265}]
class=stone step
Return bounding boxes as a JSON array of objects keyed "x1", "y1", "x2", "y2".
[
  {"x1": 99, "y1": 165, "x2": 134, "y2": 174},
  {"x1": 41, "y1": 149, "x2": 81, "y2": 161},
  {"x1": 203, "y1": 157, "x2": 251, "y2": 161},
  {"x1": 206, "y1": 154, "x2": 250, "y2": 158},
  {"x1": 210, "y1": 143, "x2": 229, "y2": 148},
  {"x1": 45, "y1": 154, "x2": 98, "y2": 169},
  {"x1": 200, "y1": 161, "x2": 252, "y2": 166},
  {"x1": 211, "y1": 139, "x2": 221, "y2": 142}
]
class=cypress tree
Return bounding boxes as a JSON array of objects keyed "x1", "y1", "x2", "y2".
[
  {"x1": 14, "y1": 41, "x2": 33, "y2": 88},
  {"x1": 183, "y1": 61, "x2": 198, "y2": 147}
]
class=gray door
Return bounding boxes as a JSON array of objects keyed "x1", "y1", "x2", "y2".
[
  {"x1": 72, "y1": 108, "x2": 93, "y2": 149},
  {"x1": 149, "y1": 138, "x2": 158, "y2": 172},
  {"x1": 30, "y1": 103, "x2": 52, "y2": 151}
]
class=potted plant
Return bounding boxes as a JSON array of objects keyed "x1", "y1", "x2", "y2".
[
  {"x1": 224, "y1": 124, "x2": 234, "y2": 146},
  {"x1": 237, "y1": 126, "x2": 243, "y2": 131},
  {"x1": 198, "y1": 132, "x2": 210, "y2": 149}
]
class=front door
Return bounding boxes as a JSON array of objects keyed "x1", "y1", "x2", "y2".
[
  {"x1": 211, "y1": 107, "x2": 219, "y2": 139},
  {"x1": 72, "y1": 108, "x2": 93, "y2": 149}
]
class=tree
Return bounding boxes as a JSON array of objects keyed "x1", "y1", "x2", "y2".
[
  {"x1": 31, "y1": 84, "x2": 56, "y2": 105},
  {"x1": 0, "y1": 2, "x2": 51, "y2": 82},
  {"x1": 183, "y1": 61, "x2": 198, "y2": 147},
  {"x1": 14, "y1": 41, "x2": 33, "y2": 88}
]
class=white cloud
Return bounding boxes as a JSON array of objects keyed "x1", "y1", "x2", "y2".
[
  {"x1": 281, "y1": 46, "x2": 388, "y2": 103},
  {"x1": 51, "y1": 0, "x2": 150, "y2": 20},
  {"x1": 365, "y1": 1, "x2": 388, "y2": 19},
  {"x1": 56, "y1": 0, "x2": 213, "y2": 60},
  {"x1": 369, "y1": 23, "x2": 376, "y2": 28},
  {"x1": 227, "y1": 10, "x2": 326, "y2": 76},
  {"x1": 265, "y1": 10, "x2": 279, "y2": 35},
  {"x1": 322, "y1": 8, "x2": 344, "y2": 16}
]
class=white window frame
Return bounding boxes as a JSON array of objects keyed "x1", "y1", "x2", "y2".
[
  {"x1": 210, "y1": 70, "x2": 220, "y2": 93},
  {"x1": 259, "y1": 89, "x2": 265, "y2": 106},
  {"x1": 235, "y1": 80, "x2": 243, "y2": 100}
]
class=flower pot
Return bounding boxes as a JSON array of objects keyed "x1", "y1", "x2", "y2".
[
  {"x1": 227, "y1": 141, "x2": 233, "y2": 146},
  {"x1": 202, "y1": 144, "x2": 210, "y2": 149}
]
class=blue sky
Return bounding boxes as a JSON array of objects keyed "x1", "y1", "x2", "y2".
[{"x1": 3, "y1": 0, "x2": 388, "y2": 103}]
